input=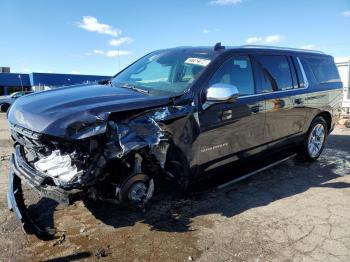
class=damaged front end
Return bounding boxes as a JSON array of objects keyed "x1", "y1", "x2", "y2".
[{"x1": 7, "y1": 106, "x2": 190, "y2": 237}]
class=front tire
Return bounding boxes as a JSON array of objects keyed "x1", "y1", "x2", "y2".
[
  {"x1": 0, "y1": 103, "x2": 10, "y2": 112},
  {"x1": 299, "y1": 116, "x2": 328, "y2": 161}
]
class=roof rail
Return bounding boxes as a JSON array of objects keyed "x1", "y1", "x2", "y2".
[{"x1": 241, "y1": 45, "x2": 325, "y2": 54}]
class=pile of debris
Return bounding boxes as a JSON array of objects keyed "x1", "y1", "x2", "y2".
[{"x1": 339, "y1": 114, "x2": 350, "y2": 128}]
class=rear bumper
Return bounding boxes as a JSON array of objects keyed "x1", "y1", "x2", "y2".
[{"x1": 7, "y1": 145, "x2": 83, "y2": 237}]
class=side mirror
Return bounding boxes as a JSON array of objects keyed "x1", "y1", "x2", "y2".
[{"x1": 204, "y1": 83, "x2": 239, "y2": 109}]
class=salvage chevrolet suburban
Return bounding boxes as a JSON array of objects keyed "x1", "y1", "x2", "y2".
[{"x1": 7, "y1": 43, "x2": 343, "y2": 236}]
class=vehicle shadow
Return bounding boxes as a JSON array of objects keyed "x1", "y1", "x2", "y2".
[
  {"x1": 27, "y1": 198, "x2": 58, "y2": 233},
  {"x1": 84, "y1": 134, "x2": 349, "y2": 233}
]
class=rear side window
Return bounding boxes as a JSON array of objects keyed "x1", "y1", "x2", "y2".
[
  {"x1": 255, "y1": 55, "x2": 294, "y2": 91},
  {"x1": 209, "y1": 56, "x2": 255, "y2": 96},
  {"x1": 300, "y1": 56, "x2": 340, "y2": 84}
]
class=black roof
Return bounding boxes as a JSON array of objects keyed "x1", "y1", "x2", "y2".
[{"x1": 169, "y1": 44, "x2": 330, "y2": 57}]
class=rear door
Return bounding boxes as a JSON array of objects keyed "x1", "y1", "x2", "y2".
[
  {"x1": 253, "y1": 55, "x2": 307, "y2": 145},
  {"x1": 194, "y1": 55, "x2": 266, "y2": 170}
]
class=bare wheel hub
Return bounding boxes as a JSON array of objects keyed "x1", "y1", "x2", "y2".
[
  {"x1": 128, "y1": 182, "x2": 148, "y2": 202},
  {"x1": 120, "y1": 173, "x2": 155, "y2": 205}
]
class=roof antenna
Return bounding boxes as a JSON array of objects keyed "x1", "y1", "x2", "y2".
[{"x1": 214, "y1": 42, "x2": 225, "y2": 51}]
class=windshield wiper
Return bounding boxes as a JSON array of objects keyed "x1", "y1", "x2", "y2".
[{"x1": 114, "y1": 83, "x2": 149, "y2": 94}]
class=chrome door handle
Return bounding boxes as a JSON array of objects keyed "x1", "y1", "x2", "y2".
[{"x1": 222, "y1": 110, "x2": 232, "y2": 120}]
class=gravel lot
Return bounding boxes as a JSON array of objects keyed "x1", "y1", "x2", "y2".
[{"x1": 0, "y1": 113, "x2": 349, "y2": 262}]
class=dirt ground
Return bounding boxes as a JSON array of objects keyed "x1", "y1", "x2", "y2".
[{"x1": 0, "y1": 113, "x2": 350, "y2": 262}]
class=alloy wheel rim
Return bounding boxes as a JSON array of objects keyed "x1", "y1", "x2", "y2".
[{"x1": 307, "y1": 123, "x2": 325, "y2": 158}]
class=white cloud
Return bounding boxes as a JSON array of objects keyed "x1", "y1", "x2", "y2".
[
  {"x1": 264, "y1": 34, "x2": 284, "y2": 44},
  {"x1": 70, "y1": 70, "x2": 81, "y2": 74},
  {"x1": 77, "y1": 16, "x2": 121, "y2": 37},
  {"x1": 109, "y1": 37, "x2": 133, "y2": 46},
  {"x1": 93, "y1": 49, "x2": 104, "y2": 55},
  {"x1": 245, "y1": 34, "x2": 285, "y2": 45},
  {"x1": 105, "y1": 50, "x2": 132, "y2": 57},
  {"x1": 246, "y1": 37, "x2": 263, "y2": 44},
  {"x1": 93, "y1": 49, "x2": 131, "y2": 57},
  {"x1": 209, "y1": 0, "x2": 242, "y2": 6},
  {"x1": 342, "y1": 10, "x2": 350, "y2": 17},
  {"x1": 300, "y1": 44, "x2": 315, "y2": 50},
  {"x1": 202, "y1": 28, "x2": 221, "y2": 34}
]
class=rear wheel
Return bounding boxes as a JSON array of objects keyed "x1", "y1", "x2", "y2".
[
  {"x1": 299, "y1": 116, "x2": 328, "y2": 161},
  {"x1": 0, "y1": 103, "x2": 10, "y2": 112}
]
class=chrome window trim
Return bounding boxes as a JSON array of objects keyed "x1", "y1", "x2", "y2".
[
  {"x1": 236, "y1": 85, "x2": 309, "y2": 99},
  {"x1": 296, "y1": 57, "x2": 309, "y2": 89}
]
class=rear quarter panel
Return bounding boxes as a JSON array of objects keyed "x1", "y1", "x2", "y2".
[{"x1": 302, "y1": 83, "x2": 343, "y2": 133}]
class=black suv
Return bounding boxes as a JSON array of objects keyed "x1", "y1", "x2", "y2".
[{"x1": 7, "y1": 44, "x2": 343, "y2": 235}]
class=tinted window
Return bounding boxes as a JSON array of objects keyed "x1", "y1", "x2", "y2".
[
  {"x1": 298, "y1": 57, "x2": 318, "y2": 86},
  {"x1": 209, "y1": 56, "x2": 255, "y2": 96},
  {"x1": 256, "y1": 55, "x2": 293, "y2": 91},
  {"x1": 300, "y1": 56, "x2": 340, "y2": 84}
]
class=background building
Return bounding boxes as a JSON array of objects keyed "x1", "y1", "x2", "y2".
[
  {"x1": 0, "y1": 68, "x2": 111, "y2": 95},
  {"x1": 335, "y1": 57, "x2": 350, "y2": 114}
]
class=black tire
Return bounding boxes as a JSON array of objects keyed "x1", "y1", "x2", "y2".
[
  {"x1": 299, "y1": 116, "x2": 328, "y2": 162},
  {"x1": 0, "y1": 103, "x2": 10, "y2": 112}
]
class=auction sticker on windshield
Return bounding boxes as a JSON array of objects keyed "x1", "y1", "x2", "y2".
[{"x1": 185, "y1": 57, "x2": 211, "y2": 67}]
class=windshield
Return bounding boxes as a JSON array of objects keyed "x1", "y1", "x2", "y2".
[{"x1": 111, "y1": 49, "x2": 214, "y2": 94}]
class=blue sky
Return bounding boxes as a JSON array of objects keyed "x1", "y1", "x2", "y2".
[{"x1": 1, "y1": 0, "x2": 349, "y2": 76}]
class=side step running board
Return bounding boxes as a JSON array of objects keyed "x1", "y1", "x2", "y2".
[{"x1": 216, "y1": 153, "x2": 297, "y2": 190}]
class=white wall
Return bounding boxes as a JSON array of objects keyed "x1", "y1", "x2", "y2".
[{"x1": 336, "y1": 57, "x2": 350, "y2": 109}]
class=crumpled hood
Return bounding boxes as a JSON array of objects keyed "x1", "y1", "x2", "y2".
[{"x1": 7, "y1": 84, "x2": 172, "y2": 138}]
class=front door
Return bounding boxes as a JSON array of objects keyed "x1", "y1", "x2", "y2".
[{"x1": 194, "y1": 55, "x2": 266, "y2": 171}]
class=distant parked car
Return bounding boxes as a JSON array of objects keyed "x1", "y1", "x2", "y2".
[{"x1": 0, "y1": 91, "x2": 33, "y2": 112}]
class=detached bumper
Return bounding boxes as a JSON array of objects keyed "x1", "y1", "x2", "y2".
[{"x1": 7, "y1": 145, "x2": 83, "y2": 237}]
